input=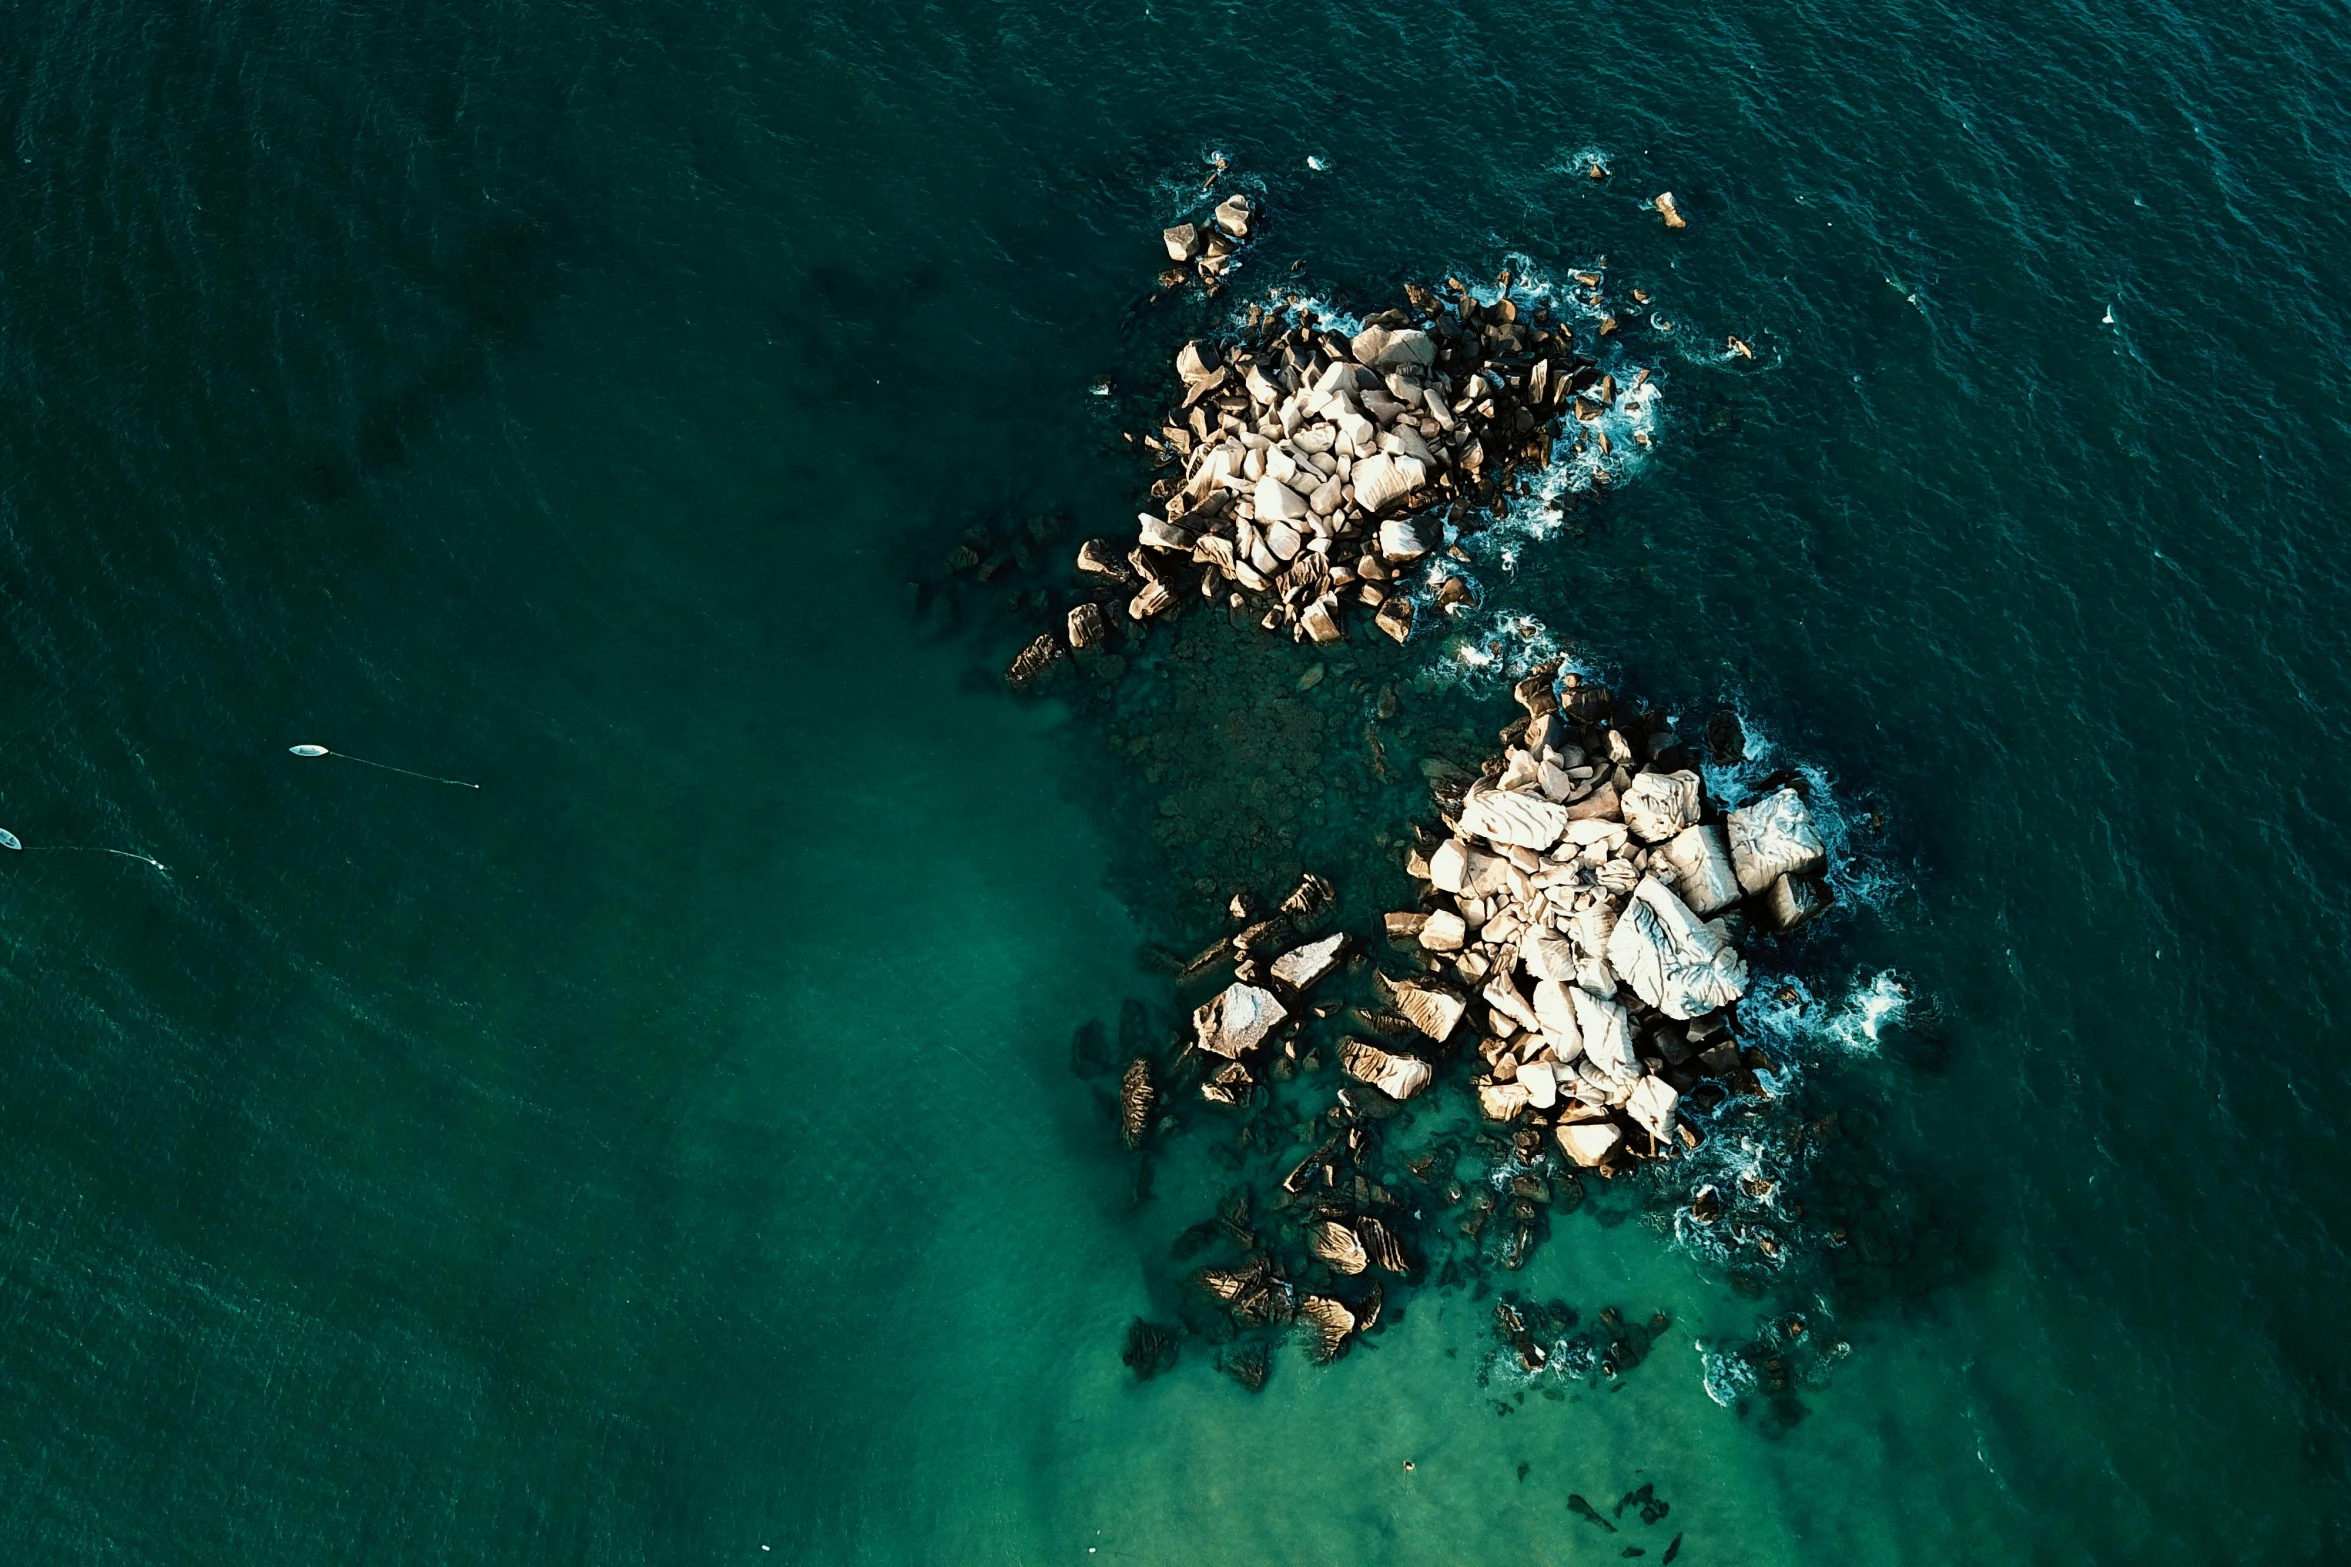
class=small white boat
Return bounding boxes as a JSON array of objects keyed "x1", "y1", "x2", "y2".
[{"x1": 0, "y1": 830, "x2": 20, "y2": 850}]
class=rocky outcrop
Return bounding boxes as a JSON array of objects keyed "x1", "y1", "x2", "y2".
[{"x1": 1015, "y1": 254, "x2": 1634, "y2": 661}]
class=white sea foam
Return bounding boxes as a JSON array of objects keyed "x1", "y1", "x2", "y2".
[{"x1": 1696, "y1": 1339, "x2": 1758, "y2": 1407}]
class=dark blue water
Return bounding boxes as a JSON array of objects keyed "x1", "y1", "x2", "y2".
[{"x1": 3, "y1": 0, "x2": 2348, "y2": 1560}]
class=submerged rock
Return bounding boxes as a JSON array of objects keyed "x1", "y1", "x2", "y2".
[
  {"x1": 1007, "y1": 633, "x2": 1062, "y2": 686},
  {"x1": 1122, "y1": 1317, "x2": 1181, "y2": 1379},
  {"x1": 1119, "y1": 1058, "x2": 1155, "y2": 1149}
]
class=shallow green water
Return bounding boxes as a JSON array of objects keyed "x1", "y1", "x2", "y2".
[{"x1": 3, "y1": 0, "x2": 2349, "y2": 1560}]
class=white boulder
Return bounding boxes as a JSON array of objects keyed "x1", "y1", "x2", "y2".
[
  {"x1": 1520, "y1": 927, "x2": 1579, "y2": 982},
  {"x1": 1351, "y1": 452, "x2": 1428, "y2": 513},
  {"x1": 1556, "y1": 1121, "x2": 1623, "y2": 1168},
  {"x1": 1728, "y1": 787, "x2": 1827, "y2": 896},
  {"x1": 1350, "y1": 325, "x2": 1438, "y2": 372},
  {"x1": 1531, "y1": 976, "x2": 1580, "y2": 1042},
  {"x1": 1658, "y1": 823, "x2": 1742, "y2": 916},
  {"x1": 1621, "y1": 769, "x2": 1702, "y2": 843},
  {"x1": 1378, "y1": 514, "x2": 1436, "y2": 560},
  {"x1": 1625, "y1": 1075, "x2": 1680, "y2": 1142},
  {"x1": 1429, "y1": 839, "x2": 1513, "y2": 898},
  {"x1": 1254, "y1": 475, "x2": 1310, "y2": 523},
  {"x1": 1571, "y1": 989, "x2": 1638, "y2": 1080},
  {"x1": 1478, "y1": 1081, "x2": 1531, "y2": 1121},
  {"x1": 1482, "y1": 971, "x2": 1542, "y2": 1033},
  {"x1": 1340, "y1": 1037, "x2": 1433, "y2": 1101},
  {"x1": 1459, "y1": 789, "x2": 1569, "y2": 850},
  {"x1": 1192, "y1": 982, "x2": 1287, "y2": 1059},
  {"x1": 1514, "y1": 1058, "x2": 1559, "y2": 1110},
  {"x1": 1136, "y1": 517, "x2": 1194, "y2": 552},
  {"x1": 1419, "y1": 910, "x2": 1467, "y2": 950},
  {"x1": 1762, "y1": 873, "x2": 1830, "y2": 931},
  {"x1": 1606, "y1": 876, "x2": 1751, "y2": 1020}
]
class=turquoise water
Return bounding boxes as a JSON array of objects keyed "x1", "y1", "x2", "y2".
[{"x1": 4, "y1": 0, "x2": 2350, "y2": 1560}]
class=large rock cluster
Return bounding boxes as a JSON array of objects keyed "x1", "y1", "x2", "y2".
[
  {"x1": 1393, "y1": 662, "x2": 1832, "y2": 1175},
  {"x1": 1013, "y1": 226, "x2": 1639, "y2": 686},
  {"x1": 1102, "y1": 282, "x2": 1617, "y2": 648}
]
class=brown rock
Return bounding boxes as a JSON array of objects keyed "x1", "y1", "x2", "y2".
[{"x1": 1062, "y1": 605, "x2": 1104, "y2": 653}]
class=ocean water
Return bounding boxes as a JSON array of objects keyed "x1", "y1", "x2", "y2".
[{"x1": 4, "y1": 0, "x2": 2349, "y2": 1561}]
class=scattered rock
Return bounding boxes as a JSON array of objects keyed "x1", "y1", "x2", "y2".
[
  {"x1": 1272, "y1": 932, "x2": 1346, "y2": 989},
  {"x1": 1007, "y1": 633, "x2": 1063, "y2": 685},
  {"x1": 1067, "y1": 601, "x2": 1109, "y2": 651},
  {"x1": 1193, "y1": 982, "x2": 1288, "y2": 1059},
  {"x1": 1340, "y1": 1037, "x2": 1435, "y2": 1101}
]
